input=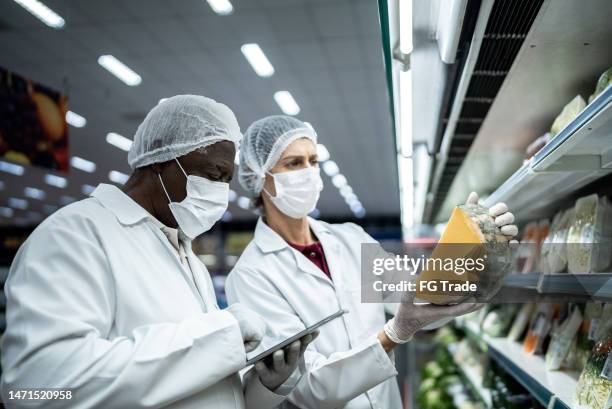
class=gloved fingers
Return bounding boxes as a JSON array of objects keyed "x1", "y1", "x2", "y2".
[
  {"x1": 488, "y1": 202, "x2": 508, "y2": 217},
  {"x1": 272, "y1": 349, "x2": 285, "y2": 370},
  {"x1": 465, "y1": 192, "x2": 479, "y2": 205},
  {"x1": 284, "y1": 341, "x2": 301, "y2": 366},
  {"x1": 254, "y1": 361, "x2": 271, "y2": 378},
  {"x1": 244, "y1": 339, "x2": 261, "y2": 353},
  {"x1": 500, "y1": 224, "x2": 518, "y2": 236},
  {"x1": 494, "y1": 212, "x2": 514, "y2": 226},
  {"x1": 434, "y1": 298, "x2": 480, "y2": 318}
]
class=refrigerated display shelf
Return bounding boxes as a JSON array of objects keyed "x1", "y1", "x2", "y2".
[
  {"x1": 503, "y1": 273, "x2": 612, "y2": 301},
  {"x1": 484, "y1": 85, "x2": 612, "y2": 220},
  {"x1": 458, "y1": 320, "x2": 580, "y2": 409},
  {"x1": 447, "y1": 343, "x2": 492, "y2": 408}
]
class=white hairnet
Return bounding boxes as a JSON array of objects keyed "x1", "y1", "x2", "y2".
[
  {"x1": 128, "y1": 94, "x2": 241, "y2": 169},
  {"x1": 239, "y1": 115, "x2": 317, "y2": 196}
]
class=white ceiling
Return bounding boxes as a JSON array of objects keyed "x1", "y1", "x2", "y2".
[{"x1": 0, "y1": 0, "x2": 400, "y2": 225}]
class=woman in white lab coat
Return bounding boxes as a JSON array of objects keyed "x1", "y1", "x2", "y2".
[
  {"x1": 1, "y1": 97, "x2": 314, "y2": 408},
  {"x1": 225, "y1": 116, "x2": 518, "y2": 409}
]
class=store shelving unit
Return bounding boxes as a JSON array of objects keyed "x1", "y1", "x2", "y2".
[
  {"x1": 458, "y1": 320, "x2": 580, "y2": 409},
  {"x1": 503, "y1": 273, "x2": 612, "y2": 301},
  {"x1": 484, "y1": 86, "x2": 612, "y2": 220}
]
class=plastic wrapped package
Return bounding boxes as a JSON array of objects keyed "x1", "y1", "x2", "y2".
[
  {"x1": 508, "y1": 303, "x2": 535, "y2": 342},
  {"x1": 416, "y1": 203, "x2": 512, "y2": 304},
  {"x1": 573, "y1": 304, "x2": 612, "y2": 409},
  {"x1": 550, "y1": 95, "x2": 587, "y2": 137},
  {"x1": 565, "y1": 302, "x2": 605, "y2": 371},
  {"x1": 482, "y1": 305, "x2": 519, "y2": 337},
  {"x1": 545, "y1": 305, "x2": 583, "y2": 370},
  {"x1": 567, "y1": 195, "x2": 612, "y2": 274},
  {"x1": 593, "y1": 67, "x2": 612, "y2": 100},
  {"x1": 546, "y1": 208, "x2": 575, "y2": 274},
  {"x1": 520, "y1": 220, "x2": 549, "y2": 274}
]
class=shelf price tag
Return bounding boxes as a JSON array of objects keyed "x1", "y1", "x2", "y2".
[{"x1": 601, "y1": 352, "x2": 612, "y2": 381}]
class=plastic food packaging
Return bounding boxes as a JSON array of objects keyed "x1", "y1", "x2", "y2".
[
  {"x1": 523, "y1": 304, "x2": 558, "y2": 355},
  {"x1": 567, "y1": 195, "x2": 612, "y2": 274},
  {"x1": 593, "y1": 66, "x2": 612, "y2": 99},
  {"x1": 482, "y1": 305, "x2": 519, "y2": 337},
  {"x1": 545, "y1": 305, "x2": 583, "y2": 370},
  {"x1": 524, "y1": 132, "x2": 551, "y2": 160},
  {"x1": 545, "y1": 208, "x2": 575, "y2": 274},
  {"x1": 508, "y1": 303, "x2": 535, "y2": 342},
  {"x1": 416, "y1": 203, "x2": 512, "y2": 304},
  {"x1": 573, "y1": 304, "x2": 612, "y2": 409},
  {"x1": 520, "y1": 220, "x2": 549, "y2": 274},
  {"x1": 566, "y1": 302, "x2": 605, "y2": 371},
  {"x1": 550, "y1": 95, "x2": 587, "y2": 137}
]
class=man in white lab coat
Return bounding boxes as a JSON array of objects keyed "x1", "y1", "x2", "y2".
[
  {"x1": 225, "y1": 115, "x2": 518, "y2": 408},
  {"x1": 1, "y1": 96, "x2": 314, "y2": 408}
]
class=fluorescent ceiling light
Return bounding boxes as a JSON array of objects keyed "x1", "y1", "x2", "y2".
[
  {"x1": 274, "y1": 91, "x2": 300, "y2": 116},
  {"x1": 0, "y1": 207, "x2": 13, "y2": 217},
  {"x1": 398, "y1": 69, "x2": 412, "y2": 157},
  {"x1": 14, "y1": 0, "x2": 65, "y2": 29},
  {"x1": 228, "y1": 189, "x2": 237, "y2": 202},
  {"x1": 70, "y1": 156, "x2": 96, "y2": 173},
  {"x1": 82, "y1": 184, "x2": 95, "y2": 195},
  {"x1": 241, "y1": 44, "x2": 275, "y2": 77},
  {"x1": 339, "y1": 185, "x2": 353, "y2": 197},
  {"x1": 399, "y1": 0, "x2": 413, "y2": 54},
  {"x1": 24, "y1": 187, "x2": 45, "y2": 200},
  {"x1": 45, "y1": 174, "x2": 67, "y2": 188},
  {"x1": 106, "y1": 132, "x2": 133, "y2": 151},
  {"x1": 237, "y1": 196, "x2": 250, "y2": 210},
  {"x1": 60, "y1": 195, "x2": 75, "y2": 205},
  {"x1": 65, "y1": 110, "x2": 86, "y2": 128},
  {"x1": 331, "y1": 174, "x2": 347, "y2": 188},
  {"x1": 397, "y1": 155, "x2": 414, "y2": 236},
  {"x1": 8, "y1": 197, "x2": 28, "y2": 210},
  {"x1": 0, "y1": 160, "x2": 24, "y2": 176},
  {"x1": 98, "y1": 55, "x2": 142, "y2": 86},
  {"x1": 322, "y1": 160, "x2": 339, "y2": 177},
  {"x1": 109, "y1": 170, "x2": 129, "y2": 185},
  {"x1": 316, "y1": 144, "x2": 330, "y2": 162},
  {"x1": 206, "y1": 0, "x2": 233, "y2": 15}
]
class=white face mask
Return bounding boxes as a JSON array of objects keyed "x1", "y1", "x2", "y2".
[
  {"x1": 264, "y1": 166, "x2": 323, "y2": 219},
  {"x1": 158, "y1": 159, "x2": 229, "y2": 239}
]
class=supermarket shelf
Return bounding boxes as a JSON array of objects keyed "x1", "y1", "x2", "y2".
[
  {"x1": 447, "y1": 343, "x2": 492, "y2": 408},
  {"x1": 458, "y1": 321, "x2": 579, "y2": 409},
  {"x1": 502, "y1": 273, "x2": 612, "y2": 301},
  {"x1": 484, "y1": 85, "x2": 612, "y2": 220}
]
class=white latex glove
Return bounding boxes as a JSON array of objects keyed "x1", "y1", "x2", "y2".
[
  {"x1": 255, "y1": 332, "x2": 319, "y2": 391},
  {"x1": 384, "y1": 291, "x2": 482, "y2": 343},
  {"x1": 227, "y1": 303, "x2": 267, "y2": 353},
  {"x1": 465, "y1": 192, "x2": 518, "y2": 241}
]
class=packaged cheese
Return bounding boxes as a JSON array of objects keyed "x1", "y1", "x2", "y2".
[{"x1": 416, "y1": 203, "x2": 511, "y2": 304}]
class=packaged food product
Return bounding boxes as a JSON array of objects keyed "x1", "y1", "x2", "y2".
[
  {"x1": 482, "y1": 305, "x2": 519, "y2": 337},
  {"x1": 573, "y1": 304, "x2": 612, "y2": 409},
  {"x1": 550, "y1": 95, "x2": 587, "y2": 137},
  {"x1": 567, "y1": 195, "x2": 612, "y2": 273},
  {"x1": 520, "y1": 220, "x2": 549, "y2": 273},
  {"x1": 593, "y1": 66, "x2": 612, "y2": 99},
  {"x1": 546, "y1": 208, "x2": 575, "y2": 274},
  {"x1": 525, "y1": 133, "x2": 551, "y2": 160},
  {"x1": 523, "y1": 304, "x2": 555, "y2": 354},
  {"x1": 545, "y1": 305, "x2": 583, "y2": 370},
  {"x1": 416, "y1": 203, "x2": 512, "y2": 304},
  {"x1": 508, "y1": 303, "x2": 535, "y2": 342},
  {"x1": 566, "y1": 303, "x2": 606, "y2": 371}
]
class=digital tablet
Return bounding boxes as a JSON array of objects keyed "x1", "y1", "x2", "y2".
[{"x1": 246, "y1": 309, "x2": 347, "y2": 366}]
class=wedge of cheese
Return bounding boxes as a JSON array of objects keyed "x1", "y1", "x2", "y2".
[{"x1": 416, "y1": 207, "x2": 486, "y2": 304}]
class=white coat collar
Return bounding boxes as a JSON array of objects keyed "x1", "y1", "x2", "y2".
[
  {"x1": 90, "y1": 183, "x2": 153, "y2": 226},
  {"x1": 254, "y1": 217, "x2": 332, "y2": 254}
]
